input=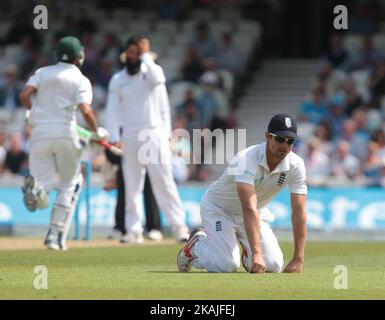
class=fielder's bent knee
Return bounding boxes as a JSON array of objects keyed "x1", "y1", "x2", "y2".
[
  {"x1": 216, "y1": 257, "x2": 240, "y2": 273},
  {"x1": 265, "y1": 256, "x2": 284, "y2": 273}
]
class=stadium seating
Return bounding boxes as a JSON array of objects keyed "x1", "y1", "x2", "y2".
[{"x1": 0, "y1": 7, "x2": 263, "y2": 182}]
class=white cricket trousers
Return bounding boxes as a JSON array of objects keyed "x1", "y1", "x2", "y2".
[
  {"x1": 122, "y1": 127, "x2": 187, "y2": 234},
  {"x1": 193, "y1": 201, "x2": 284, "y2": 273},
  {"x1": 29, "y1": 137, "x2": 82, "y2": 208}
]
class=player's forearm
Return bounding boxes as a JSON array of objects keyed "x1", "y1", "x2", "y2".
[
  {"x1": 80, "y1": 105, "x2": 98, "y2": 132},
  {"x1": 162, "y1": 114, "x2": 172, "y2": 136},
  {"x1": 20, "y1": 86, "x2": 35, "y2": 109},
  {"x1": 141, "y1": 53, "x2": 166, "y2": 85},
  {"x1": 20, "y1": 97, "x2": 32, "y2": 109},
  {"x1": 243, "y1": 209, "x2": 263, "y2": 256},
  {"x1": 291, "y1": 208, "x2": 306, "y2": 260},
  {"x1": 83, "y1": 113, "x2": 98, "y2": 132}
]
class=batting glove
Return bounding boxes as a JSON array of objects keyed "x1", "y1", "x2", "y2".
[
  {"x1": 89, "y1": 127, "x2": 110, "y2": 145},
  {"x1": 25, "y1": 110, "x2": 33, "y2": 127}
]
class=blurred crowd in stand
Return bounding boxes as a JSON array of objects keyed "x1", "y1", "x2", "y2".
[
  {"x1": 295, "y1": 33, "x2": 385, "y2": 187},
  {"x1": 0, "y1": 6, "x2": 258, "y2": 183}
]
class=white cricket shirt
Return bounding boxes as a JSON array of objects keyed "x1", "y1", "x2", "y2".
[
  {"x1": 201, "y1": 143, "x2": 307, "y2": 221},
  {"x1": 105, "y1": 53, "x2": 171, "y2": 142},
  {"x1": 26, "y1": 62, "x2": 92, "y2": 141}
]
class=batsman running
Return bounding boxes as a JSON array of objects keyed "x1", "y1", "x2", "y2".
[
  {"x1": 177, "y1": 114, "x2": 307, "y2": 273},
  {"x1": 19, "y1": 36, "x2": 109, "y2": 250}
]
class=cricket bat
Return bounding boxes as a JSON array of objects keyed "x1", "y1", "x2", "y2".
[{"x1": 76, "y1": 125, "x2": 122, "y2": 156}]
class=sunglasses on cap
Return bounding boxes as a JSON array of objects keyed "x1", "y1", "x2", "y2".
[{"x1": 269, "y1": 133, "x2": 295, "y2": 145}]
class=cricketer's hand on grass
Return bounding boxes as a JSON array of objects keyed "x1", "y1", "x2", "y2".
[
  {"x1": 250, "y1": 253, "x2": 266, "y2": 274},
  {"x1": 283, "y1": 257, "x2": 304, "y2": 273},
  {"x1": 282, "y1": 193, "x2": 307, "y2": 273}
]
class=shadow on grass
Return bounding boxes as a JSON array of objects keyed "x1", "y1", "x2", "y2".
[
  {"x1": 146, "y1": 271, "x2": 252, "y2": 274},
  {"x1": 146, "y1": 271, "x2": 208, "y2": 274}
]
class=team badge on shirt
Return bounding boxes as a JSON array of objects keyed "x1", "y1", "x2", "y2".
[{"x1": 277, "y1": 173, "x2": 286, "y2": 186}]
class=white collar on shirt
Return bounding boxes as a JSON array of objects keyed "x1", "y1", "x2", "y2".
[
  {"x1": 57, "y1": 62, "x2": 78, "y2": 69},
  {"x1": 258, "y1": 142, "x2": 290, "y2": 174}
]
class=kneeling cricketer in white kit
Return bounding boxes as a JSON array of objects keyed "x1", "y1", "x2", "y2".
[
  {"x1": 178, "y1": 114, "x2": 307, "y2": 273},
  {"x1": 20, "y1": 36, "x2": 109, "y2": 250}
]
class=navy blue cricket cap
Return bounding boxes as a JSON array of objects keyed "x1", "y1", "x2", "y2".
[{"x1": 268, "y1": 114, "x2": 297, "y2": 139}]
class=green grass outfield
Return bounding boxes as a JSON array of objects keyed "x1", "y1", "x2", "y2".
[{"x1": 0, "y1": 241, "x2": 384, "y2": 299}]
